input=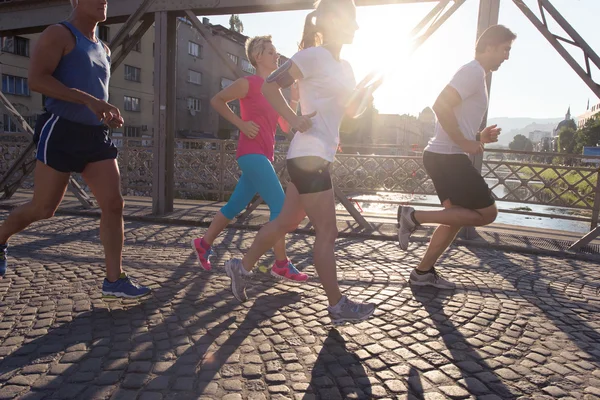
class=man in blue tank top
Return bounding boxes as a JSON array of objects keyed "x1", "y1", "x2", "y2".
[{"x1": 0, "y1": 0, "x2": 150, "y2": 299}]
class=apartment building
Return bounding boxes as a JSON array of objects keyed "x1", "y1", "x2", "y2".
[
  {"x1": 0, "y1": 23, "x2": 155, "y2": 145},
  {"x1": 175, "y1": 17, "x2": 256, "y2": 140},
  {"x1": 1, "y1": 17, "x2": 273, "y2": 142}
]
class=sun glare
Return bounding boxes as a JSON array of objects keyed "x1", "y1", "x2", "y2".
[{"x1": 342, "y1": 4, "x2": 444, "y2": 115}]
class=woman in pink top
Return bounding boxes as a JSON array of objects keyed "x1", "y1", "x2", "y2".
[{"x1": 192, "y1": 35, "x2": 308, "y2": 282}]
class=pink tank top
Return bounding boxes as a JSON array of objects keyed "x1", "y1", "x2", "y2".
[{"x1": 236, "y1": 75, "x2": 281, "y2": 161}]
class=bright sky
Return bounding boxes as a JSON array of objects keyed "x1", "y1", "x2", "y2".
[{"x1": 204, "y1": 0, "x2": 600, "y2": 120}]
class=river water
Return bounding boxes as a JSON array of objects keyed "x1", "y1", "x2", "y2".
[{"x1": 338, "y1": 176, "x2": 591, "y2": 234}]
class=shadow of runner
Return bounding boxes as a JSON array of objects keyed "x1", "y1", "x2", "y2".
[
  {"x1": 0, "y1": 260, "x2": 209, "y2": 399},
  {"x1": 470, "y1": 247, "x2": 600, "y2": 363},
  {"x1": 306, "y1": 328, "x2": 372, "y2": 400},
  {"x1": 192, "y1": 292, "x2": 302, "y2": 396},
  {"x1": 411, "y1": 286, "x2": 517, "y2": 399}
]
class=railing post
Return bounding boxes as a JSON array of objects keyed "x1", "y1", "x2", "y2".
[
  {"x1": 218, "y1": 141, "x2": 226, "y2": 202},
  {"x1": 591, "y1": 167, "x2": 600, "y2": 230}
]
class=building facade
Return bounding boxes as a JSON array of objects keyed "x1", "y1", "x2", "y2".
[
  {"x1": 1, "y1": 17, "x2": 266, "y2": 142},
  {"x1": 578, "y1": 101, "x2": 600, "y2": 129}
]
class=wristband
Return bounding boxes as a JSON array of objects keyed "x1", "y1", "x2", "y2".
[{"x1": 476, "y1": 132, "x2": 481, "y2": 141}]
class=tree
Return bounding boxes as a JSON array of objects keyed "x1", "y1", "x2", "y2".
[
  {"x1": 229, "y1": 14, "x2": 244, "y2": 33},
  {"x1": 509, "y1": 134, "x2": 533, "y2": 152},
  {"x1": 575, "y1": 115, "x2": 600, "y2": 154},
  {"x1": 557, "y1": 126, "x2": 577, "y2": 154}
]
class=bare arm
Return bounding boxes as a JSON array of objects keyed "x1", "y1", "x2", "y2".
[
  {"x1": 262, "y1": 60, "x2": 303, "y2": 125},
  {"x1": 210, "y1": 78, "x2": 249, "y2": 130},
  {"x1": 263, "y1": 60, "x2": 314, "y2": 133},
  {"x1": 277, "y1": 83, "x2": 299, "y2": 133},
  {"x1": 29, "y1": 25, "x2": 122, "y2": 126},
  {"x1": 29, "y1": 25, "x2": 97, "y2": 106},
  {"x1": 432, "y1": 85, "x2": 482, "y2": 154}
]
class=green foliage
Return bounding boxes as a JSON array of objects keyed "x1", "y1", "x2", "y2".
[
  {"x1": 509, "y1": 134, "x2": 533, "y2": 152},
  {"x1": 575, "y1": 115, "x2": 600, "y2": 154},
  {"x1": 558, "y1": 126, "x2": 577, "y2": 154},
  {"x1": 229, "y1": 15, "x2": 244, "y2": 33}
]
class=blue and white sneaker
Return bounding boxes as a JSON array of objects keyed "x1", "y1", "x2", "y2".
[
  {"x1": 102, "y1": 273, "x2": 151, "y2": 299},
  {"x1": 0, "y1": 244, "x2": 7, "y2": 278}
]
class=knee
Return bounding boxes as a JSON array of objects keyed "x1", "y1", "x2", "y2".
[
  {"x1": 100, "y1": 196, "x2": 125, "y2": 215},
  {"x1": 315, "y1": 226, "x2": 338, "y2": 244},
  {"x1": 276, "y1": 218, "x2": 300, "y2": 233},
  {"x1": 478, "y1": 206, "x2": 498, "y2": 226}
]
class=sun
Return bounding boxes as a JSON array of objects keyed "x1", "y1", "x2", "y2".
[{"x1": 342, "y1": 4, "x2": 440, "y2": 115}]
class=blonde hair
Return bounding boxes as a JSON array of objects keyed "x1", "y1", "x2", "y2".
[{"x1": 245, "y1": 35, "x2": 272, "y2": 68}]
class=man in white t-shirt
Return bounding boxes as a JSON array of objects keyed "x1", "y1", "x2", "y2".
[{"x1": 397, "y1": 25, "x2": 517, "y2": 289}]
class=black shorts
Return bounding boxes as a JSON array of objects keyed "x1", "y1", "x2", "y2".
[
  {"x1": 286, "y1": 156, "x2": 332, "y2": 194},
  {"x1": 33, "y1": 112, "x2": 118, "y2": 173},
  {"x1": 423, "y1": 151, "x2": 495, "y2": 210}
]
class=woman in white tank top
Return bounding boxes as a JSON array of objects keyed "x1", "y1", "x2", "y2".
[{"x1": 224, "y1": 0, "x2": 381, "y2": 325}]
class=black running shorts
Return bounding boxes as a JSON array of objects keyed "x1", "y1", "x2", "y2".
[
  {"x1": 33, "y1": 112, "x2": 118, "y2": 173},
  {"x1": 423, "y1": 150, "x2": 495, "y2": 210},
  {"x1": 286, "y1": 156, "x2": 333, "y2": 195}
]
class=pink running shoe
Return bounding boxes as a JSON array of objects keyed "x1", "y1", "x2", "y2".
[
  {"x1": 191, "y1": 238, "x2": 212, "y2": 271},
  {"x1": 270, "y1": 261, "x2": 308, "y2": 282}
]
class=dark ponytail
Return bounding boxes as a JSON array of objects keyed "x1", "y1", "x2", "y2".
[{"x1": 299, "y1": 10, "x2": 321, "y2": 50}]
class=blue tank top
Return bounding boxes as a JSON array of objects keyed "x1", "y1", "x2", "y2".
[{"x1": 45, "y1": 21, "x2": 110, "y2": 126}]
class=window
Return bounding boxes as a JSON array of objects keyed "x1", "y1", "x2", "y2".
[
  {"x1": 228, "y1": 53, "x2": 239, "y2": 65},
  {"x1": 241, "y1": 59, "x2": 255, "y2": 74},
  {"x1": 2, "y1": 74, "x2": 29, "y2": 96},
  {"x1": 124, "y1": 126, "x2": 141, "y2": 138},
  {"x1": 220, "y1": 77, "x2": 234, "y2": 90},
  {"x1": 124, "y1": 65, "x2": 141, "y2": 82},
  {"x1": 97, "y1": 25, "x2": 110, "y2": 42},
  {"x1": 2, "y1": 114, "x2": 17, "y2": 132},
  {"x1": 2, "y1": 114, "x2": 37, "y2": 132},
  {"x1": 1, "y1": 36, "x2": 29, "y2": 57},
  {"x1": 133, "y1": 41, "x2": 141, "y2": 52},
  {"x1": 187, "y1": 70, "x2": 202, "y2": 85},
  {"x1": 24, "y1": 115, "x2": 37, "y2": 129},
  {"x1": 188, "y1": 41, "x2": 201, "y2": 57},
  {"x1": 187, "y1": 97, "x2": 201, "y2": 112},
  {"x1": 124, "y1": 96, "x2": 141, "y2": 112}
]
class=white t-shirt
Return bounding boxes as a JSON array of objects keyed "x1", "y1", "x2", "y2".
[
  {"x1": 287, "y1": 46, "x2": 356, "y2": 162},
  {"x1": 425, "y1": 60, "x2": 488, "y2": 155}
]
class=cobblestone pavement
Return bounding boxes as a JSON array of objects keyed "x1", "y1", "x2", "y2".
[{"x1": 0, "y1": 211, "x2": 598, "y2": 400}]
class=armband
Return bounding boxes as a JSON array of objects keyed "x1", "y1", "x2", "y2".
[{"x1": 266, "y1": 60, "x2": 295, "y2": 89}]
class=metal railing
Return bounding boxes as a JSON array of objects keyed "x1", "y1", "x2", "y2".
[{"x1": 2, "y1": 134, "x2": 599, "y2": 229}]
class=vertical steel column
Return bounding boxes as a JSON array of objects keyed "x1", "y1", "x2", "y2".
[
  {"x1": 463, "y1": 0, "x2": 500, "y2": 240},
  {"x1": 152, "y1": 11, "x2": 177, "y2": 215}
]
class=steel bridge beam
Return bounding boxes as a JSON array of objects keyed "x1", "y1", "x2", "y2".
[{"x1": 0, "y1": 0, "x2": 439, "y2": 36}]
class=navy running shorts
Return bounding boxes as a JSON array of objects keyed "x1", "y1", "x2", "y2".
[{"x1": 33, "y1": 112, "x2": 118, "y2": 173}]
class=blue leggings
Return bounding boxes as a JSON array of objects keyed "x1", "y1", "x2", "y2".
[{"x1": 221, "y1": 154, "x2": 285, "y2": 221}]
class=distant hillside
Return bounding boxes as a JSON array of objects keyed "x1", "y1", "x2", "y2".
[{"x1": 487, "y1": 117, "x2": 564, "y2": 147}]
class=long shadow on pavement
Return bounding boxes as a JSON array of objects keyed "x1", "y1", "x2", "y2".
[
  {"x1": 411, "y1": 286, "x2": 517, "y2": 399},
  {"x1": 307, "y1": 328, "x2": 372, "y2": 400}
]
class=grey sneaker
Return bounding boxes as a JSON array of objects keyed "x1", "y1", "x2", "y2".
[
  {"x1": 409, "y1": 267, "x2": 456, "y2": 290},
  {"x1": 398, "y1": 206, "x2": 418, "y2": 250},
  {"x1": 328, "y1": 296, "x2": 376, "y2": 325},
  {"x1": 224, "y1": 258, "x2": 250, "y2": 302}
]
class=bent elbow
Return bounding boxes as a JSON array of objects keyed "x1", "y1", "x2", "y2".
[{"x1": 28, "y1": 75, "x2": 43, "y2": 93}]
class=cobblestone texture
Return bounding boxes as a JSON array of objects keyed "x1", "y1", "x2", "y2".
[{"x1": 0, "y1": 211, "x2": 598, "y2": 399}]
